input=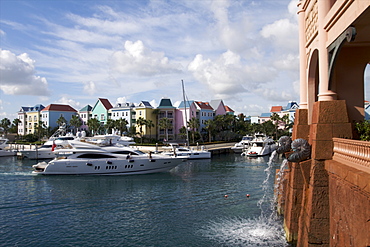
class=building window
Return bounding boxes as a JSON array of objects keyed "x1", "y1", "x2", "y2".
[{"x1": 101, "y1": 114, "x2": 105, "y2": 121}]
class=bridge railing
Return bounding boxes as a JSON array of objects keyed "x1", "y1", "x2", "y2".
[{"x1": 332, "y1": 138, "x2": 370, "y2": 173}]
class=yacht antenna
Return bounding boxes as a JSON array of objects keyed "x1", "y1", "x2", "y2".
[{"x1": 182, "y1": 80, "x2": 189, "y2": 147}]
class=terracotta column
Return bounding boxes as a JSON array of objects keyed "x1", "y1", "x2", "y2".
[
  {"x1": 298, "y1": 1, "x2": 308, "y2": 109},
  {"x1": 317, "y1": 0, "x2": 336, "y2": 101}
]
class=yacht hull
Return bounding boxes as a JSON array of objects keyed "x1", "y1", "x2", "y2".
[{"x1": 33, "y1": 156, "x2": 183, "y2": 175}]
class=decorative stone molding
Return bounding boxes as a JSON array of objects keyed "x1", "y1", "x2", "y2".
[
  {"x1": 332, "y1": 138, "x2": 370, "y2": 173},
  {"x1": 305, "y1": 0, "x2": 318, "y2": 46}
]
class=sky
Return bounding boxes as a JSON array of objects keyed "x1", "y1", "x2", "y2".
[{"x1": 0, "y1": 0, "x2": 368, "y2": 121}]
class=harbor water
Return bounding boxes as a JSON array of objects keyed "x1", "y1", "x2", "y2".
[{"x1": 0, "y1": 153, "x2": 290, "y2": 247}]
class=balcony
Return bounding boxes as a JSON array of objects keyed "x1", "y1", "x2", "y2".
[{"x1": 332, "y1": 138, "x2": 370, "y2": 173}]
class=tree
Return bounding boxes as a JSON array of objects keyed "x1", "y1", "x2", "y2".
[
  {"x1": 204, "y1": 119, "x2": 216, "y2": 142},
  {"x1": 136, "y1": 117, "x2": 146, "y2": 144},
  {"x1": 146, "y1": 119, "x2": 155, "y2": 140},
  {"x1": 159, "y1": 117, "x2": 172, "y2": 142},
  {"x1": 188, "y1": 117, "x2": 200, "y2": 144},
  {"x1": 34, "y1": 120, "x2": 47, "y2": 141},
  {"x1": 270, "y1": 113, "x2": 281, "y2": 140},
  {"x1": 105, "y1": 119, "x2": 116, "y2": 134},
  {"x1": 87, "y1": 118, "x2": 100, "y2": 136},
  {"x1": 69, "y1": 115, "x2": 82, "y2": 134},
  {"x1": 115, "y1": 118, "x2": 128, "y2": 136},
  {"x1": 0, "y1": 118, "x2": 11, "y2": 136},
  {"x1": 56, "y1": 116, "x2": 67, "y2": 127},
  {"x1": 10, "y1": 118, "x2": 21, "y2": 134}
]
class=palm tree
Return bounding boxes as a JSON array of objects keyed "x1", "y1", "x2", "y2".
[
  {"x1": 159, "y1": 117, "x2": 172, "y2": 142},
  {"x1": 188, "y1": 117, "x2": 200, "y2": 144},
  {"x1": 0, "y1": 118, "x2": 11, "y2": 136},
  {"x1": 115, "y1": 118, "x2": 128, "y2": 136},
  {"x1": 136, "y1": 117, "x2": 146, "y2": 144},
  {"x1": 204, "y1": 119, "x2": 216, "y2": 143},
  {"x1": 146, "y1": 119, "x2": 155, "y2": 140},
  {"x1": 87, "y1": 118, "x2": 100, "y2": 136},
  {"x1": 270, "y1": 112, "x2": 281, "y2": 140},
  {"x1": 11, "y1": 118, "x2": 21, "y2": 134},
  {"x1": 56, "y1": 116, "x2": 67, "y2": 127},
  {"x1": 105, "y1": 119, "x2": 116, "y2": 134},
  {"x1": 34, "y1": 120, "x2": 47, "y2": 141},
  {"x1": 69, "y1": 115, "x2": 82, "y2": 134}
]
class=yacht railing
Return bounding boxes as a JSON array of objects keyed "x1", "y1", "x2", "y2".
[{"x1": 332, "y1": 138, "x2": 370, "y2": 173}]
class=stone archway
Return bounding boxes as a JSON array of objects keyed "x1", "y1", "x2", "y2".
[
  {"x1": 307, "y1": 49, "x2": 319, "y2": 124},
  {"x1": 331, "y1": 46, "x2": 370, "y2": 122}
]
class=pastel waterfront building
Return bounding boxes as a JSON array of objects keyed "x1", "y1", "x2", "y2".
[
  {"x1": 17, "y1": 104, "x2": 45, "y2": 135},
  {"x1": 79, "y1": 105, "x2": 92, "y2": 132},
  {"x1": 365, "y1": 101, "x2": 370, "y2": 120},
  {"x1": 176, "y1": 100, "x2": 198, "y2": 137},
  {"x1": 209, "y1": 100, "x2": 227, "y2": 115},
  {"x1": 41, "y1": 104, "x2": 78, "y2": 129},
  {"x1": 194, "y1": 101, "x2": 214, "y2": 132},
  {"x1": 91, "y1": 98, "x2": 113, "y2": 125},
  {"x1": 109, "y1": 102, "x2": 136, "y2": 128},
  {"x1": 157, "y1": 98, "x2": 176, "y2": 141},
  {"x1": 134, "y1": 101, "x2": 156, "y2": 138},
  {"x1": 17, "y1": 106, "x2": 30, "y2": 136}
]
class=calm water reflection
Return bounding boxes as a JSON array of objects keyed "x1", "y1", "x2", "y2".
[{"x1": 0, "y1": 154, "x2": 289, "y2": 246}]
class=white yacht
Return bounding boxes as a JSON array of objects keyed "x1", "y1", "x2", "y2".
[
  {"x1": 243, "y1": 134, "x2": 276, "y2": 157},
  {"x1": 231, "y1": 135, "x2": 253, "y2": 153},
  {"x1": 162, "y1": 143, "x2": 211, "y2": 159},
  {"x1": 84, "y1": 134, "x2": 134, "y2": 146},
  {"x1": 32, "y1": 141, "x2": 184, "y2": 175},
  {"x1": 0, "y1": 137, "x2": 16, "y2": 157},
  {"x1": 17, "y1": 136, "x2": 74, "y2": 159}
]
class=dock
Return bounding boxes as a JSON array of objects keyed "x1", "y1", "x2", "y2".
[{"x1": 134, "y1": 142, "x2": 237, "y2": 154}]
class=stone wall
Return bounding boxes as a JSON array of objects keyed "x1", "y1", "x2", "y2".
[{"x1": 279, "y1": 103, "x2": 370, "y2": 246}]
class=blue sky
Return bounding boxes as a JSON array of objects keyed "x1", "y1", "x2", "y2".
[{"x1": 1, "y1": 0, "x2": 368, "y2": 121}]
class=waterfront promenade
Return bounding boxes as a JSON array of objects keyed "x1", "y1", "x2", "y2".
[{"x1": 133, "y1": 142, "x2": 237, "y2": 154}]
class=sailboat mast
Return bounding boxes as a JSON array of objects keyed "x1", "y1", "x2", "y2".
[{"x1": 181, "y1": 80, "x2": 189, "y2": 147}]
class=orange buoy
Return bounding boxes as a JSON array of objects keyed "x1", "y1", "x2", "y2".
[
  {"x1": 246, "y1": 194, "x2": 250, "y2": 198},
  {"x1": 224, "y1": 195, "x2": 228, "y2": 198}
]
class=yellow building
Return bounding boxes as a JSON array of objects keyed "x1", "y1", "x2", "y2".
[
  {"x1": 17, "y1": 104, "x2": 45, "y2": 135},
  {"x1": 134, "y1": 101, "x2": 157, "y2": 139}
]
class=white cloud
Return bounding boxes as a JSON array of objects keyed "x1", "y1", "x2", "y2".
[
  {"x1": 116, "y1": 97, "x2": 127, "y2": 104},
  {"x1": 260, "y1": 18, "x2": 298, "y2": 52},
  {"x1": 0, "y1": 49, "x2": 50, "y2": 96},
  {"x1": 110, "y1": 40, "x2": 183, "y2": 76},
  {"x1": 83, "y1": 81, "x2": 97, "y2": 96},
  {"x1": 188, "y1": 51, "x2": 247, "y2": 99},
  {"x1": 56, "y1": 97, "x2": 81, "y2": 110},
  {"x1": 253, "y1": 88, "x2": 294, "y2": 102}
]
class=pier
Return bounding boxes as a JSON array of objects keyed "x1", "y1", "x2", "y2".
[{"x1": 134, "y1": 142, "x2": 237, "y2": 154}]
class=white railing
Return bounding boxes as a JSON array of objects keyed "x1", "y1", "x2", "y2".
[{"x1": 332, "y1": 138, "x2": 370, "y2": 173}]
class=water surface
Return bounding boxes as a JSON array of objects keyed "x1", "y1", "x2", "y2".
[{"x1": 0, "y1": 154, "x2": 289, "y2": 246}]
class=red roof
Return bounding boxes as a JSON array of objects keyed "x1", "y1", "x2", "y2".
[
  {"x1": 270, "y1": 106, "x2": 283, "y2": 112},
  {"x1": 99, "y1": 98, "x2": 113, "y2": 110},
  {"x1": 41, "y1": 104, "x2": 77, "y2": 112},
  {"x1": 225, "y1": 105, "x2": 234, "y2": 112},
  {"x1": 195, "y1": 101, "x2": 214, "y2": 110}
]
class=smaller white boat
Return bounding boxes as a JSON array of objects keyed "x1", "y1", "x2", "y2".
[
  {"x1": 231, "y1": 135, "x2": 253, "y2": 153},
  {"x1": 17, "y1": 124, "x2": 76, "y2": 159},
  {"x1": 243, "y1": 134, "x2": 276, "y2": 157},
  {"x1": 84, "y1": 134, "x2": 134, "y2": 146},
  {"x1": 32, "y1": 141, "x2": 184, "y2": 175},
  {"x1": 162, "y1": 143, "x2": 211, "y2": 159},
  {"x1": 0, "y1": 137, "x2": 16, "y2": 157},
  {"x1": 17, "y1": 136, "x2": 74, "y2": 160}
]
